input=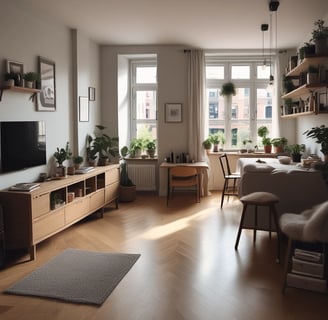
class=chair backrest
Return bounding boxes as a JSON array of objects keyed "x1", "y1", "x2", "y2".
[
  {"x1": 170, "y1": 166, "x2": 197, "y2": 178},
  {"x1": 219, "y1": 153, "x2": 232, "y2": 176}
]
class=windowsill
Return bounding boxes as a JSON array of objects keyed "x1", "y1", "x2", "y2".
[{"x1": 125, "y1": 156, "x2": 158, "y2": 161}]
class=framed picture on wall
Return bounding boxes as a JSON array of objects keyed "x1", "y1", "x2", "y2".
[
  {"x1": 6, "y1": 60, "x2": 24, "y2": 86},
  {"x1": 36, "y1": 56, "x2": 56, "y2": 111},
  {"x1": 165, "y1": 103, "x2": 182, "y2": 123},
  {"x1": 88, "y1": 87, "x2": 96, "y2": 101},
  {"x1": 79, "y1": 96, "x2": 89, "y2": 122}
]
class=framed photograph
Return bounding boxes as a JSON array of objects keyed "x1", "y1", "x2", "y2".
[
  {"x1": 79, "y1": 96, "x2": 89, "y2": 122},
  {"x1": 6, "y1": 60, "x2": 24, "y2": 86},
  {"x1": 165, "y1": 103, "x2": 182, "y2": 123},
  {"x1": 88, "y1": 87, "x2": 96, "y2": 101},
  {"x1": 37, "y1": 56, "x2": 56, "y2": 111}
]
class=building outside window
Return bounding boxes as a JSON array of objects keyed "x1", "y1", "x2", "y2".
[{"x1": 205, "y1": 59, "x2": 273, "y2": 149}]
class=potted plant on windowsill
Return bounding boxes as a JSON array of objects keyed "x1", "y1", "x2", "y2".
[
  {"x1": 119, "y1": 146, "x2": 136, "y2": 202},
  {"x1": 202, "y1": 138, "x2": 212, "y2": 154},
  {"x1": 129, "y1": 138, "x2": 143, "y2": 158},
  {"x1": 271, "y1": 137, "x2": 288, "y2": 154},
  {"x1": 257, "y1": 126, "x2": 272, "y2": 153},
  {"x1": 145, "y1": 140, "x2": 156, "y2": 158},
  {"x1": 53, "y1": 142, "x2": 72, "y2": 177}
]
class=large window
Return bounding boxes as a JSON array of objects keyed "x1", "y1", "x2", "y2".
[
  {"x1": 130, "y1": 61, "x2": 157, "y2": 143},
  {"x1": 206, "y1": 59, "x2": 273, "y2": 149}
]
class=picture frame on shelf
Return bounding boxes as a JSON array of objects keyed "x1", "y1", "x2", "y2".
[
  {"x1": 37, "y1": 56, "x2": 56, "y2": 112},
  {"x1": 88, "y1": 87, "x2": 96, "y2": 101},
  {"x1": 6, "y1": 60, "x2": 24, "y2": 86},
  {"x1": 165, "y1": 103, "x2": 182, "y2": 123},
  {"x1": 79, "y1": 96, "x2": 89, "y2": 122}
]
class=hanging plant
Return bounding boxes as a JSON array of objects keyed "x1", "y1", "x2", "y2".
[{"x1": 220, "y1": 82, "x2": 236, "y2": 96}]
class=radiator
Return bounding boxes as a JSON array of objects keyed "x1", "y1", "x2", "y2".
[{"x1": 128, "y1": 164, "x2": 156, "y2": 191}]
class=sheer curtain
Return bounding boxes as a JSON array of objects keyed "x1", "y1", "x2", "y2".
[{"x1": 187, "y1": 49, "x2": 206, "y2": 162}]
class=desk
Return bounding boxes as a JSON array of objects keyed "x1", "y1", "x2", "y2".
[{"x1": 160, "y1": 162, "x2": 209, "y2": 197}]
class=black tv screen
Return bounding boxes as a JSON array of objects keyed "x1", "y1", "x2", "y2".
[{"x1": 0, "y1": 121, "x2": 46, "y2": 173}]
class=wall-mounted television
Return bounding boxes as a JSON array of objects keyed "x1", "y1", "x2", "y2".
[{"x1": 0, "y1": 121, "x2": 46, "y2": 174}]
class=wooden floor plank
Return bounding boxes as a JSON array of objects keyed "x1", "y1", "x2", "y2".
[{"x1": 1, "y1": 191, "x2": 328, "y2": 320}]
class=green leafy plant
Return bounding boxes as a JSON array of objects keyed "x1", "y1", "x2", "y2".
[
  {"x1": 311, "y1": 19, "x2": 328, "y2": 41},
  {"x1": 145, "y1": 140, "x2": 156, "y2": 151},
  {"x1": 119, "y1": 146, "x2": 135, "y2": 186},
  {"x1": 220, "y1": 82, "x2": 236, "y2": 96},
  {"x1": 129, "y1": 138, "x2": 143, "y2": 157},
  {"x1": 304, "y1": 125, "x2": 328, "y2": 155},
  {"x1": 23, "y1": 72, "x2": 40, "y2": 82},
  {"x1": 202, "y1": 138, "x2": 212, "y2": 150},
  {"x1": 271, "y1": 137, "x2": 288, "y2": 147},
  {"x1": 4, "y1": 72, "x2": 15, "y2": 81},
  {"x1": 73, "y1": 155, "x2": 83, "y2": 165},
  {"x1": 257, "y1": 126, "x2": 271, "y2": 146},
  {"x1": 287, "y1": 144, "x2": 305, "y2": 155},
  {"x1": 92, "y1": 125, "x2": 119, "y2": 160},
  {"x1": 53, "y1": 142, "x2": 72, "y2": 166}
]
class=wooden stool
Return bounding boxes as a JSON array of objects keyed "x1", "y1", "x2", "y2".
[{"x1": 235, "y1": 191, "x2": 281, "y2": 263}]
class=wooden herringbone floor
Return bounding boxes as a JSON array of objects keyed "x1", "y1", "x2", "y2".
[{"x1": 1, "y1": 191, "x2": 328, "y2": 320}]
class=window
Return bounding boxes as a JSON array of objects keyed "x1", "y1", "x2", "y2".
[
  {"x1": 205, "y1": 59, "x2": 273, "y2": 149},
  {"x1": 131, "y1": 60, "x2": 157, "y2": 143}
]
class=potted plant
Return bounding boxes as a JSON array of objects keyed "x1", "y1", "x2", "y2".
[
  {"x1": 145, "y1": 140, "x2": 156, "y2": 158},
  {"x1": 53, "y1": 142, "x2": 72, "y2": 176},
  {"x1": 91, "y1": 125, "x2": 119, "y2": 166},
  {"x1": 257, "y1": 126, "x2": 272, "y2": 153},
  {"x1": 271, "y1": 137, "x2": 288, "y2": 153},
  {"x1": 23, "y1": 72, "x2": 39, "y2": 88},
  {"x1": 241, "y1": 139, "x2": 252, "y2": 153},
  {"x1": 73, "y1": 155, "x2": 83, "y2": 169},
  {"x1": 310, "y1": 19, "x2": 328, "y2": 55},
  {"x1": 202, "y1": 138, "x2": 212, "y2": 154},
  {"x1": 304, "y1": 125, "x2": 328, "y2": 162},
  {"x1": 220, "y1": 82, "x2": 236, "y2": 96},
  {"x1": 282, "y1": 76, "x2": 295, "y2": 94},
  {"x1": 209, "y1": 133, "x2": 221, "y2": 152},
  {"x1": 287, "y1": 144, "x2": 305, "y2": 163},
  {"x1": 129, "y1": 138, "x2": 143, "y2": 158},
  {"x1": 307, "y1": 65, "x2": 319, "y2": 84},
  {"x1": 4, "y1": 72, "x2": 15, "y2": 86},
  {"x1": 119, "y1": 146, "x2": 136, "y2": 202}
]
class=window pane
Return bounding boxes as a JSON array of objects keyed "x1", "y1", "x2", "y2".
[
  {"x1": 137, "y1": 123, "x2": 157, "y2": 141},
  {"x1": 136, "y1": 67, "x2": 157, "y2": 84},
  {"x1": 206, "y1": 88, "x2": 225, "y2": 135},
  {"x1": 136, "y1": 91, "x2": 157, "y2": 120},
  {"x1": 257, "y1": 65, "x2": 270, "y2": 79},
  {"x1": 231, "y1": 65, "x2": 250, "y2": 79},
  {"x1": 206, "y1": 66, "x2": 224, "y2": 79},
  {"x1": 231, "y1": 87, "x2": 251, "y2": 147},
  {"x1": 256, "y1": 88, "x2": 272, "y2": 146}
]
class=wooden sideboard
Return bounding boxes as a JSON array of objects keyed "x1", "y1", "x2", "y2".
[{"x1": 0, "y1": 164, "x2": 120, "y2": 260}]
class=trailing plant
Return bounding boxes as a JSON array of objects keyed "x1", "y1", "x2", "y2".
[{"x1": 220, "y1": 82, "x2": 236, "y2": 96}]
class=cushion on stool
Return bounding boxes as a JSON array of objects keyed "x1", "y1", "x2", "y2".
[{"x1": 240, "y1": 192, "x2": 280, "y2": 206}]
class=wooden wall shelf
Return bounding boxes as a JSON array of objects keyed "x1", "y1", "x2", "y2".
[{"x1": 0, "y1": 85, "x2": 41, "y2": 101}]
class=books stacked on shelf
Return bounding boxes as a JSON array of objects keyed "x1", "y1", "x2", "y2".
[
  {"x1": 9, "y1": 183, "x2": 40, "y2": 192},
  {"x1": 287, "y1": 248, "x2": 327, "y2": 293},
  {"x1": 75, "y1": 166, "x2": 95, "y2": 174}
]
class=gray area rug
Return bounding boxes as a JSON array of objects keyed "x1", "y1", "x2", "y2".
[{"x1": 5, "y1": 248, "x2": 140, "y2": 306}]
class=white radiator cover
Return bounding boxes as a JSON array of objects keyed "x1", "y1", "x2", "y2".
[{"x1": 128, "y1": 164, "x2": 156, "y2": 191}]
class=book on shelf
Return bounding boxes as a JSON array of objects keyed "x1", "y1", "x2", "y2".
[
  {"x1": 9, "y1": 182, "x2": 40, "y2": 191},
  {"x1": 292, "y1": 257, "x2": 324, "y2": 278},
  {"x1": 75, "y1": 166, "x2": 95, "y2": 174},
  {"x1": 294, "y1": 248, "x2": 323, "y2": 263}
]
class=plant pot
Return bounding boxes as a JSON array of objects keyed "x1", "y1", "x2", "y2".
[
  {"x1": 264, "y1": 145, "x2": 272, "y2": 153},
  {"x1": 275, "y1": 145, "x2": 284, "y2": 154},
  {"x1": 292, "y1": 153, "x2": 302, "y2": 163},
  {"x1": 25, "y1": 81, "x2": 34, "y2": 89},
  {"x1": 56, "y1": 165, "x2": 67, "y2": 177},
  {"x1": 315, "y1": 38, "x2": 328, "y2": 55},
  {"x1": 147, "y1": 149, "x2": 156, "y2": 158},
  {"x1": 212, "y1": 144, "x2": 219, "y2": 152},
  {"x1": 98, "y1": 158, "x2": 109, "y2": 166},
  {"x1": 67, "y1": 166, "x2": 76, "y2": 175},
  {"x1": 5, "y1": 79, "x2": 15, "y2": 87},
  {"x1": 119, "y1": 185, "x2": 136, "y2": 202}
]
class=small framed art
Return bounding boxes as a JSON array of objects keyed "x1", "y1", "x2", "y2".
[
  {"x1": 88, "y1": 87, "x2": 96, "y2": 101},
  {"x1": 165, "y1": 103, "x2": 182, "y2": 123},
  {"x1": 79, "y1": 96, "x2": 89, "y2": 122}
]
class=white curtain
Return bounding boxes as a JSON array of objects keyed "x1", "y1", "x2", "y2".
[{"x1": 187, "y1": 49, "x2": 206, "y2": 162}]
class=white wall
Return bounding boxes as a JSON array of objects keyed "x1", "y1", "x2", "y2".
[{"x1": 0, "y1": 1, "x2": 100, "y2": 189}]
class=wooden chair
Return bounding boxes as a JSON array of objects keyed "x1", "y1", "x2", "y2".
[
  {"x1": 219, "y1": 153, "x2": 241, "y2": 208},
  {"x1": 167, "y1": 166, "x2": 200, "y2": 205}
]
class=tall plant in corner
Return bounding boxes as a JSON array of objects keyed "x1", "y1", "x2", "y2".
[{"x1": 304, "y1": 125, "x2": 328, "y2": 162}]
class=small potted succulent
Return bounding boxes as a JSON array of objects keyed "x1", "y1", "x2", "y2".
[
  {"x1": 73, "y1": 155, "x2": 83, "y2": 169},
  {"x1": 53, "y1": 142, "x2": 72, "y2": 176},
  {"x1": 23, "y1": 72, "x2": 40, "y2": 88}
]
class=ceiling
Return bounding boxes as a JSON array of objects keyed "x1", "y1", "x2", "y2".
[{"x1": 22, "y1": 0, "x2": 328, "y2": 50}]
